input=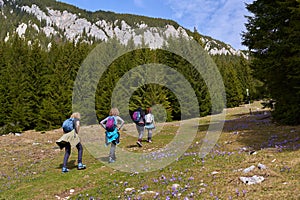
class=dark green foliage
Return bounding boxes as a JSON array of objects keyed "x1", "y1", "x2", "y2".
[
  {"x1": 0, "y1": 36, "x2": 40, "y2": 133},
  {"x1": 242, "y1": 0, "x2": 300, "y2": 125},
  {"x1": 0, "y1": 36, "x2": 92, "y2": 134},
  {"x1": 95, "y1": 46, "x2": 207, "y2": 123},
  {"x1": 130, "y1": 84, "x2": 174, "y2": 122},
  {"x1": 212, "y1": 55, "x2": 256, "y2": 108},
  {"x1": 0, "y1": 0, "x2": 257, "y2": 134},
  {"x1": 0, "y1": 38, "x2": 255, "y2": 134}
]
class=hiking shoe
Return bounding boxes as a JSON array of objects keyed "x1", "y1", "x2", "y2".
[
  {"x1": 108, "y1": 157, "x2": 115, "y2": 163},
  {"x1": 136, "y1": 141, "x2": 143, "y2": 147},
  {"x1": 62, "y1": 167, "x2": 69, "y2": 173},
  {"x1": 147, "y1": 139, "x2": 152, "y2": 143},
  {"x1": 77, "y1": 163, "x2": 86, "y2": 170}
]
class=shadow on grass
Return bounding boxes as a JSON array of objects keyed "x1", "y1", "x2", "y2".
[
  {"x1": 127, "y1": 144, "x2": 139, "y2": 148},
  {"x1": 98, "y1": 157, "x2": 109, "y2": 162},
  {"x1": 126, "y1": 139, "x2": 150, "y2": 148},
  {"x1": 221, "y1": 110, "x2": 300, "y2": 152},
  {"x1": 58, "y1": 160, "x2": 77, "y2": 169}
]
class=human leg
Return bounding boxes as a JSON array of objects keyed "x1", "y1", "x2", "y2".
[
  {"x1": 147, "y1": 128, "x2": 153, "y2": 143},
  {"x1": 136, "y1": 125, "x2": 144, "y2": 147},
  {"x1": 109, "y1": 142, "x2": 116, "y2": 163},
  {"x1": 62, "y1": 143, "x2": 71, "y2": 172},
  {"x1": 76, "y1": 143, "x2": 86, "y2": 170}
]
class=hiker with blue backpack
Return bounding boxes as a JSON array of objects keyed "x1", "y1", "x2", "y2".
[
  {"x1": 131, "y1": 107, "x2": 146, "y2": 147},
  {"x1": 56, "y1": 112, "x2": 86, "y2": 173},
  {"x1": 100, "y1": 108, "x2": 124, "y2": 163}
]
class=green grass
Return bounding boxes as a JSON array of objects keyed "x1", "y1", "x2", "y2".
[{"x1": 1, "y1": 102, "x2": 299, "y2": 199}]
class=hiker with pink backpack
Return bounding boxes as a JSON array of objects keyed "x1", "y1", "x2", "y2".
[
  {"x1": 131, "y1": 107, "x2": 156, "y2": 146},
  {"x1": 131, "y1": 107, "x2": 147, "y2": 147},
  {"x1": 100, "y1": 108, "x2": 124, "y2": 163}
]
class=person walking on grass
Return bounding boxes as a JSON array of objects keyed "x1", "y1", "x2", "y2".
[
  {"x1": 100, "y1": 108, "x2": 124, "y2": 163},
  {"x1": 145, "y1": 107, "x2": 155, "y2": 143},
  {"x1": 131, "y1": 107, "x2": 146, "y2": 147},
  {"x1": 56, "y1": 112, "x2": 86, "y2": 173}
]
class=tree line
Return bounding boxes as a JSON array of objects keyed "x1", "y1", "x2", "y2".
[
  {"x1": 0, "y1": 35, "x2": 256, "y2": 135},
  {"x1": 242, "y1": 0, "x2": 300, "y2": 125}
]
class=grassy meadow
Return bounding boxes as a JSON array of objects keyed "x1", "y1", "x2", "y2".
[{"x1": 0, "y1": 102, "x2": 299, "y2": 200}]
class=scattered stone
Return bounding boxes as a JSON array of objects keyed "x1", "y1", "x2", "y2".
[
  {"x1": 199, "y1": 183, "x2": 207, "y2": 186},
  {"x1": 239, "y1": 175, "x2": 265, "y2": 185},
  {"x1": 249, "y1": 150, "x2": 257, "y2": 155},
  {"x1": 171, "y1": 183, "x2": 180, "y2": 190},
  {"x1": 258, "y1": 163, "x2": 267, "y2": 170},
  {"x1": 211, "y1": 171, "x2": 219, "y2": 175},
  {"x1": 140, "y1": 191, "x2": 157, "y2": 195},
  {"x1": 243, "y1": 165, "x2": 255, "y2": 173},
  {"x1": 233, "y1": 168, "x2": 243, "y2": 172},
  {"x1": 124, "y1": 188, "x2": 135, "y2": 193},
  {"x1": 241, "y1": 147, "x2": 248, "y2": 151},
  {"x1": 55, "y1": 195, "x2": 60, "y2": 199}
]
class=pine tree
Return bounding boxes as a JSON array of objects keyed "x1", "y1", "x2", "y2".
[{"x1": 242, "y1": 0, "x2": 300, "y2": 125}]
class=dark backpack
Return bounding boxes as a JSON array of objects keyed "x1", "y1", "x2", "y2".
[
  {"x1": 106, "y1": 116, "x2": 116, "y2": 132},
  {"x1": 132, "y1": 110, "x2": 145, "y2": 125},
  {"x1": 62, "y1": 118, "x2": 74, "y2": 133},
  {"x1": 132, "y1": 110, "x2": 141, "y2": 123}
]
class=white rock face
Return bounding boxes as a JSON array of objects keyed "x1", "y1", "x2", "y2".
[
  {"x1": 22, "y1": 5, "x2": 48, "y2": 22},
  {"x1": 1, "y1": 2, "x2": 247, "y2": 58},
  {"x1": 4, "y1": 32, "x2": 10, "y2": 42},
  {"x1": 16, "y1": 23, "x2": 27, "y2": 37},
  {"x1": 42, "y1": 26, "x2": 57, "y2": 37},
  {"x1": 17, "y1": 4, "x2": 190, "y2": 49},
  {"x1": 32, "y1": 24, "x2": 40, "y2": 33}
]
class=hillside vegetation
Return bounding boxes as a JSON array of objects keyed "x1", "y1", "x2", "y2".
[
  {"x1": 0, "y1": 36, "x2": 255, "y2": 135},
  {"x1": 0, "y1": 102, "x2": 299, "y2": 199},
  {"x1": 0, "y1": 0, "x2": 258, "y2": 135}
]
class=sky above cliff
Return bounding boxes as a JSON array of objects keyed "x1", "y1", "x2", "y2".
[{"x1": 58, "y1": 0, "x2": 254, "y2": 50}]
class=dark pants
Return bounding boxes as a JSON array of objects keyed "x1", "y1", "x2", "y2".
[{"x1": 63, "y1": 142, "x2": 83, "y2": 168}]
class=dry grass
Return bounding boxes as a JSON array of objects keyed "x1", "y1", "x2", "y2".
[{"x1": 0, "y1": 101, "x2": 299, "y2": 199}]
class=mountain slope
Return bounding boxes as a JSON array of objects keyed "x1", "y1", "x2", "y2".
[{"x1": 0, "y1": 0, "x2": 247, "y2": 58}]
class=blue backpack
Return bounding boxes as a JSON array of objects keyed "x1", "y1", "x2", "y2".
[
  {"x1": 132, "y1": 110, "x2": 141, "y2": 123},
  {"x1": 62, "y1": 118, "x2": 74, "y2": 133},
  {"x1": 132, "y1": 110, "x2": 144, "y2": 125},
  {"x1": 106, "y1": 116, "x2": 116, "y2": 132}
]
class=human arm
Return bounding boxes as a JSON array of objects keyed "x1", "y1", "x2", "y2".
[
  {"x1": 115, "y1": 116, "x2": 125, "y2": 130},
  {"x1": 99, "y1": 117, "x2": 109, "y2": 129},
  {"x1": 74, "y1": 119, "x2": 80, "y2": 134},
  {"x1": 152, "y1": 114, "x2": 155, "y2": 125}
]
